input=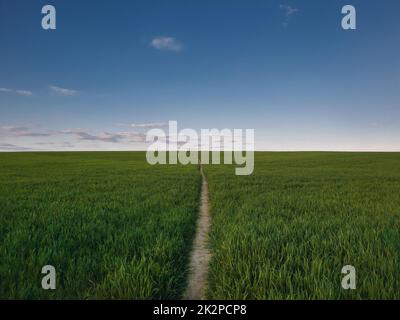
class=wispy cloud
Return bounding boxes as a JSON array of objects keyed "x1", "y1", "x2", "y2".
[
  {"x1": 0, "y1": 123, "x2": 163, "y2": 151},
  {"x1": 0, "y1": 143, "x2": 32, "y2": 151},
  {"x1": 280, "y1": 4, "x2": 299, "y2": 26},
  {"x1": 130, "y1": 122, "x2": 168, "y2": 128},
  {"x1": 36, "y1": 141, "x2": 74, "y2": 148},
  {"x1": 0, "y1": 87, "x2": 33, "y2": 96},
  {"x1": 15, "y1": 90, "x2": 33, "y2": 96},
  {"x1": 0, "y1": 126, "x2": 52, "y2": 137},
  {"x1": 61, "y1": 129, "x2": 125, "y2": 143},
  {"x1": 49, "y1": 85, "x2": 78, "y2": 96},
  {"x1": 150, "y1": 37, "x2": 183, "y2": 52},
  {"x1": 280, "y1": 4, "x2": 298, "y2": 17},
  {"x1": 1, "y1": 122, "x2": 161, "y2": 144},
  {"x1": 1, "y1": 125, "x2": 29, "y2": 132},
  {"x1": 60, "y1": 129, "x2": 147, "y2": 143}
]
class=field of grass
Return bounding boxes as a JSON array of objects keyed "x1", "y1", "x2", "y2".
[
  {"x1": 205, "y1": 152, "x2": 400, "y2": 299},
  {"x1": 0, "y1": 152, "x2": 201, "y2": 299},
  {"x1": 1, "y1": 152, "x2": 399, "y2": 299}
]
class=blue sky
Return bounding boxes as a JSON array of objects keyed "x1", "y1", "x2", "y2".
[{"x1": 0, "y1": 0, "x2": 399, "y2": 151}]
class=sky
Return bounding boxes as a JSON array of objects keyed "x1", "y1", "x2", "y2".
[{"x1": 0, "y1": 0, "x2": 399, "y2": 151}]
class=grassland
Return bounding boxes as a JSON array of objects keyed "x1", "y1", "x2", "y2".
[
  {"x1": 205, "y1": 152, "x2": 400, "y2": 299},
  {"x1": 1, "y1": 152, "x2": 399, "y2": 299},
  {"x1": 0, "y1": 152, "x2": 201, "y2": 299}
]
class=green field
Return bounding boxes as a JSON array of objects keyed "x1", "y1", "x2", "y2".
[
  {"x1": 0, "y1": 152, "x2": 201, "y2": 299},
  {"x1": 1, "y1": 152, "x2": 399, "y2": 299},
  {"x1": 205, "y1": 152, "x2": 400, "y2": 299}
]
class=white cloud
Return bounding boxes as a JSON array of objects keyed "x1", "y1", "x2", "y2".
[
  {"x1": 150, "y1": 37, "x2": 183, "y2": 52},
  {"x1": 49, "y1": 85, "x2": 78, "y2": 96},
  {"x1": 1, "y1": 125, "x2": 29, "y2": 132},
  {"x1": 1, "y1": 122, "x2": 162, "y2": 145},
  {"x1": 0, "y1": 122, "x2": 163, "y2": 151},
  {"x1": 61, "y1": 129, "x2": 124, "y2": 143},
  {"x1": 280, "y1": 4, "x2": 299, "y2": 26},
  {"x1": 60, "y1": 129, "x2": 147, "y2": 143},
  {"x1": 0, "y1": 143, "x2": 32, "y2": 151},
  {"x1": 0, "y1": 87, "x2": 33, "y2": 96},
  {"x1": 0, "y1": 125, "x2": 51, "y2": 137},
  {"x1": 280, "y1": 4, "x2": 299, "y2": 17},
  {"x1": 130, "y1": 122, "x2": 168, "y2": 128},
  {"x1": 15, "y1": 90, "x2": 33, "y2": 96}
]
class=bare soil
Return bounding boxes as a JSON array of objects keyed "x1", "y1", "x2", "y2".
[{"x1": 183, "y1": 165, "x2": 212, "y2": 300}]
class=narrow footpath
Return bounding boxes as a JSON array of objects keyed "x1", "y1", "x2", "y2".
[{"x1": 183, "y1": 164, "x2": 212, "y2": 300}]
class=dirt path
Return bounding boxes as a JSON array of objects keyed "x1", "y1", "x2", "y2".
[{"x1": 183, "y1": 164, "x2": 212, "y2": 300}]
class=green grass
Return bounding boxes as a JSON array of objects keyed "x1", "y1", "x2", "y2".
[
  {"x1": 0, "y1": 152, "x2": 201, "y2": 299},
  {"x1": 1, "y1": 152, "x2": 399, "y2": 299},
  {"x1": 205, "y1": 152, "x2": 400, "y2": 299}
]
